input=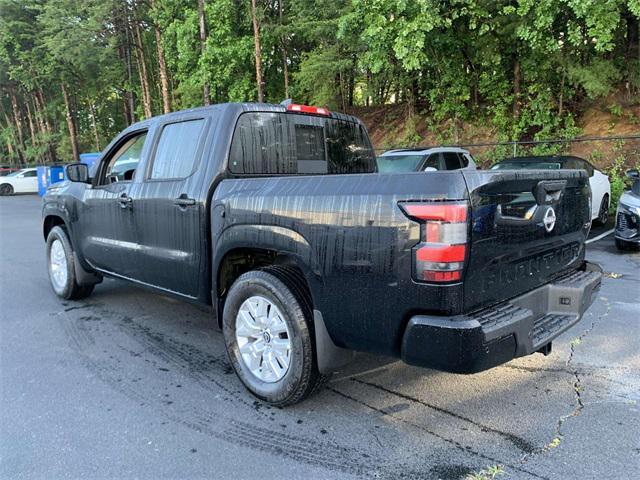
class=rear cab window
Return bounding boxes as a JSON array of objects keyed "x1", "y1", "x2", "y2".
[{"x1": 229, "y1": 112, "x2": 376, "y2": 175}]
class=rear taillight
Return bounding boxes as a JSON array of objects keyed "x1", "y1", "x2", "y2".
[{"x1": 400, "y1": 202, "x2": 469, "y2": 283}]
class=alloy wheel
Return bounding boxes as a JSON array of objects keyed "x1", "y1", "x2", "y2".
[
  {"x1": 235, "y1": 295, "x2": 292, "y2": 383},
  {"x1": 49, "y1": 239, "x2": 68, "y2": 291}
]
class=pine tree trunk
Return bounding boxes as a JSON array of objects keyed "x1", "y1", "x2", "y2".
[
  {"x1": 155, "y1": 26, "x2": 171, "y2": 113},
  {"x1": 10, "y1": 92, "x2": 25, "y2": 164},
  {"x1": 133, "y1": 19, "x2": 153, "y2": 118},
  {"x1": 32, "y1": 93, "x2": 45, "y2": 136},
  {"x1": 558, "y1": 67, "x2": 565, "y2": 116},
  {"x1": 90, "y1": 103, "x2": 100, "y2": 151},
  {"x1": 33, "y1": 90, "x2": 55, "y2": 163},
  {"x1": 61, "y1": 83, "x2": 80, "y2": 162},
  {"x1": 279, "y1": 0, "x2": 289, "y2": 98},
  {"x1": 25, "y1": 99, "x2": 37, "y2": 148},
  {"x1": 150, "y1": 0, "x2": 171, "y2": 113},
  {"x1": 31, "y1": 94, "x2": 46, "y2": 140},
  {"x1": 3, "y1": 112, "x2": 18, "y2": 165},
  {"x1": 5, "y1": 138, "x2": 15, "y2": 162},
  {"x1": 198, "y1": 0, "x2": 210, "y2": 105},
  {"x1": 513, "y1": 58, "x2": 521, "y2": 120},
  {"x1": 348, "y1": 68, "x2": 355, "y2": 107},
  {"x1": 251, "y1": 0, "x2": 264, "y2": 102},
  {"x1": 123, "y1": 17, "x2": 136, "y2": 123}
]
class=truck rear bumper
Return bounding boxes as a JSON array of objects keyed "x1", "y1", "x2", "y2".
[{"x1": 401, "y1": 261, "x2": 602, "y2": 373}]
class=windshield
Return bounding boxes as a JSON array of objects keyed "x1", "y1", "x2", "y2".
[
  {"x1": 229, "y1": 112, "x2": 376, "y2": 175},
  {"x1": 377, "y1": 154, "x2": 424, "y2": 173},
  {"x1": 492, "y1": 161, "x2": 561, "y2": 170},
  {"x1": 6, "y1": 170, "x2": 25, "y2": 177}
]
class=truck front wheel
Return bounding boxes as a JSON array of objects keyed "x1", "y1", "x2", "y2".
[
  {"x1": 222, "y1": 268, "x2": 326, "y2": 406},
  {"x1": 46, "y1": 226, "x2": 94, "y2": 300}
]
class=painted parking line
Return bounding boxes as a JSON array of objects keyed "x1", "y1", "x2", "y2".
[
  {"x1": 330, "y1": 362, "x2": 401, "y2": 383},
  {"x1": 586, "y1": 228, "x2": 615, "y2": 244}
]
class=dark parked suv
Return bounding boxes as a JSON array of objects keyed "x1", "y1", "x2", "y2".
[
  {"x1": 42, "y1": 102, "x2": 602, "y2": 405},
  {"x1": 615, "y1": 169, "x2": 640, "y2": 250}
]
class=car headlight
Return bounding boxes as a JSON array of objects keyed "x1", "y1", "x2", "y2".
[{"x1": 618, "y1": 202, "x2": 640, "y2": 216}]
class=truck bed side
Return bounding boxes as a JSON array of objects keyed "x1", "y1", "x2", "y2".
[{"x1": 212, "y1": 171, "x2": 469, "y2": 356}]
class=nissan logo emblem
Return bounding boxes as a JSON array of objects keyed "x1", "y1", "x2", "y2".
[{"x1": 543, "y1": 206, "x2": 557, "y2": 232}]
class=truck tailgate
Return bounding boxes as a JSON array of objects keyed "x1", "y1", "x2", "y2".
[{"x1": 461, "y1": 169, "x2": 591, "y2": 313}]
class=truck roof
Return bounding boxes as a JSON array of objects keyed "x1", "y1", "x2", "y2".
[{"x1": 122, "y1": 102, "x2": 365, "y2": 134}]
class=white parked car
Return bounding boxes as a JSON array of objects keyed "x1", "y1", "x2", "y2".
[
  {"x1": 0, "y1": 168, "x2": 39, "y2": 196},
  {"x1": 377, "y1": 147, "x2": 478, "y2": 173},
  {"x1": 491, "y1": 156, "x2": 611, "y2": 225}
]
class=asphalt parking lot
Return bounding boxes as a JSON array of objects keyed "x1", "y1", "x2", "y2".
[{"x1": 1, "y1": 194, "x2": 638, "y2": 480}]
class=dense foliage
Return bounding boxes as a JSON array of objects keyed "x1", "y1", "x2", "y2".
[{"x1": 0, "y1": 0, "x2": 638, "y2": 164}]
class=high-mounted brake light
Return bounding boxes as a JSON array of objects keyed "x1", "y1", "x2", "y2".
[
  {"x1": 400, "y1": 201, "x2": 469, "y2": 283},
  {"x1": 286, "y1": 104, "x2": 330, "y2": 116}
]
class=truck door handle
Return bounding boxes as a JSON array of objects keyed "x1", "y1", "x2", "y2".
[
  {"x1": 118, "y1": 194, "x2": 133, "y2": 209},
  {"x1": 174, "y1": 195, "x2": 196, "y2": 207}
]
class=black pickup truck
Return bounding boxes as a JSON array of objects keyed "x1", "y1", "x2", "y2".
[{"x1": 43, "y1": 102, "x2": 602, "y2": 405}]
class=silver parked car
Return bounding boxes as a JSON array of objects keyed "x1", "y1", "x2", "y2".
[{"x1": 377, "y1": 147, "x2": 477, "y2": 173}]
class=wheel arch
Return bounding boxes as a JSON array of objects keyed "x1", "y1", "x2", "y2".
[
  {"x1": 43, "y1": 213, "x2": 102, "y2": 286},
  {"x1": 212, "y1": 224, "x2": 321, "y2": 327},
  {"x1": 0, "y1": 181, "x2": 15, "y2": 192},
  {"x1": 212, "y1": 224, "x2": 352, "y2": 374},
  {"x1": 214, "y1": 248, "x2": 318, "y2": 329},
  {"x1": 43, "y1": 214, "x2": 68, "y2": 241}
]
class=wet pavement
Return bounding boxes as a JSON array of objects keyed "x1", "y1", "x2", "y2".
[{"x1": 1, "y1": 195, "x2": 638, "y2": 479}]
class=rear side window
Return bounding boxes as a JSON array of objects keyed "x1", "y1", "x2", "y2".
[
  {"x1": 377, "y1": 154, "x2": 424, "y2": 173},
  {"x1": 23, "y1": 170, "x2": 37, "y2": 177},
  {"x1": 229, "y1": 112, "x2": 376, "y2": 175},
  {"x1": 564, "y1": 158, "x2": 594, "y2": 176},
  {"x1": 150, "y1": 119, "x2": 205, "y2": 179},
  {"x1": 443, "y1": 152, "x2": 462, "y2": 170},
  {"x1": 424, "y1": 154, "x2": 439, "y2": 170}
]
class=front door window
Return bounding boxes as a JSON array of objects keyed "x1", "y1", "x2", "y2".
[{"x1": 100, "y1": 133, "x2": 147, "y2": 184}]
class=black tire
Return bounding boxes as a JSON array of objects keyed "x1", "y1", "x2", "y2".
[
  {"x1": 595, "y1": 195, "x2": 609, "y2": 226},
  {"x1": 46, "y1": 226, "x2": 94, "y2": 300},
  {"x1": 0, "y1": 183, "x2": 14, "y2": 196},
  {"x1": 222, "y1": 267, "x2": 328, "y2": 406},
  {"x1": 615, "y1": 238, "x2": 638, "y2": 251}
]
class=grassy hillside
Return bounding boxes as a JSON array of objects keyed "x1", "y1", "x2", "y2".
[{"x1": 353, "y1": 103, "x2": 640, "y2": 172}]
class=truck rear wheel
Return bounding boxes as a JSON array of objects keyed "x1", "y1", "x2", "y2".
[
  {"x1": 222, "y1": 268, "x2": 327, "y2": 406},
  {"x1": 46, "y1": 226, "x2": 94, "y2": 300}
]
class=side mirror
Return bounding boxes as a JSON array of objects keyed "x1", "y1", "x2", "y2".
[
  {"x1": 65, "y1": 163, "x2": 90, "y2": 183},
  {"x1": 123, "y1": 169, "x2": 136, "y2": 181},
  {"x1": 626, "y1": 169, "x2": 639, "y2": 179}
]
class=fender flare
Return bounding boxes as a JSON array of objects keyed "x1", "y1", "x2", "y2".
[
  {"x1": 212, "y1": 224, "x2": 322, "y2": 286},
  {"x1": 43, "y1": 209, "x2": 102, "y2": 287}
]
